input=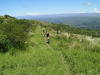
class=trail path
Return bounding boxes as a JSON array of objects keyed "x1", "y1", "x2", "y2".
[{"x1": 29, "y1": 26, "x2": 72, "y2": 75}]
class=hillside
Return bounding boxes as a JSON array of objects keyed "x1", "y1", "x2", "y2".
[{"x1": 0, "y1": 15, "x2": 100, "y2": 75}]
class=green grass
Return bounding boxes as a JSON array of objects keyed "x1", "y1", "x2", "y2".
[
  {"x1": 0, "y1": 26, "x2": 100, "y2": 75},
  {"x1": 50, "y1": 33, "x2": 100, "y2": 75},
  {"x1": 0, "y1": 46, "x2": 71, "y2": 75}
]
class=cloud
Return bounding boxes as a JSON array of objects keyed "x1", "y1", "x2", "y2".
[
  {"x1": 26, "y1": 12, "x2": 43, "y2": 16},
  {"x1": 93, "y1": 8, "x2": 100, "y2": 13},
  {"x1": 95, "y1": 11, "x2": 100, "y2": 13},
  {"x1": 70, "y1": 10, "x2": 86, "y2": 13},
  {"x1": 83, "y1": 2, "x2": 92, "y2": 7},
  {"x1": 94, "y1": 8, "x2": 98, "y2": 11},
  {"x1": 86, "y1": 2, "x2": 92, "y2": 6}
]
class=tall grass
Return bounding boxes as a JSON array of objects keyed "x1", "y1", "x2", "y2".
[
  {"x1": 50, "y1": 33, "x2": 100, "y2": 75},
  {"x1": 0, "y1": 25, "x2": 100, "y2": 75}
]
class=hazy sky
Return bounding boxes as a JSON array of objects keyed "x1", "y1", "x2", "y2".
[{"x1": 0, "y1": 0, "x2": 100, "y2": 16}]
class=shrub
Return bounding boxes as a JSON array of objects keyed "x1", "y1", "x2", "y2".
[
  {"x1": 0, "y1": 18, "x2": 33, "y2": 52},
  {"x1": 0, "y1": 33, "x2": 10, "y2": 52}
]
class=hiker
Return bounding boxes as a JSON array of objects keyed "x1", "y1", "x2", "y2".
[{"x1": 46, "y1": 32, "x2": 50, "y2": 44}]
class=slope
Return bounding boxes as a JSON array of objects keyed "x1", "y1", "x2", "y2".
[{"x1": 0, "y1": 26, "x2": 72, "y2": 75}]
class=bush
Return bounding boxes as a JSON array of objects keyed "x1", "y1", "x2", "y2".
[
  {"x1": 0, "y1": 33, "x2": 10, "y2": 52},
  {"x1": 0, "y1": 17, "x2": 32, "y2": 52}
]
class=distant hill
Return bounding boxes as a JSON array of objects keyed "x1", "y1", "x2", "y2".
[{"x1": 17, "y1": 13, "x2": 100, "y2": 30}]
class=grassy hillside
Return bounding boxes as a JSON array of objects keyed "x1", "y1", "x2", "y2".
[{"x1": 0, "y1": 15, "x2": 100, "y2": 75}]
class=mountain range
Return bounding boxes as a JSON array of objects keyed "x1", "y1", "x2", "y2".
[{"x1": 17, "y1": 13, "x2": 100, "y2": 30}]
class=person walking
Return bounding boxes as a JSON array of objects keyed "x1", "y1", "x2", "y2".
[{"x1": 46, "y1": 32, "x2": 50, "y2": 44}]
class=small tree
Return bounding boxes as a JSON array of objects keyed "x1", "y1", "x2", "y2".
[{"x1": 51, "y1": 23, "x2": 66, "y2": 34}]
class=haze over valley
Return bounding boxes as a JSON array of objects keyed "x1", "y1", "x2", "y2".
[{"x1": 18, "y1": 13, "x2": 100, "y2": 30}]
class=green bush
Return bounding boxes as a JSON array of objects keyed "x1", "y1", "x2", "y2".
[
  {"x1": 0, "y1": 17, "x2": 33, "y2": 52},
  {"x1": 0, "y1": 33, "x2": 10, "y2": 52}
]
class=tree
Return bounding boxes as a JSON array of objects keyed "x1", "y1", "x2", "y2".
[
  {"x1": 51, "y1": 23, "x2": 66, "y2": 34},
  {"x1": 4, "y1": 15, "x2": 15, "y2": 19}
]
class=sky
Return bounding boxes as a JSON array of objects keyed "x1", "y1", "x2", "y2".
[{"x1": 0, "y1": 0, "x2": 100, "y2": 16}]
